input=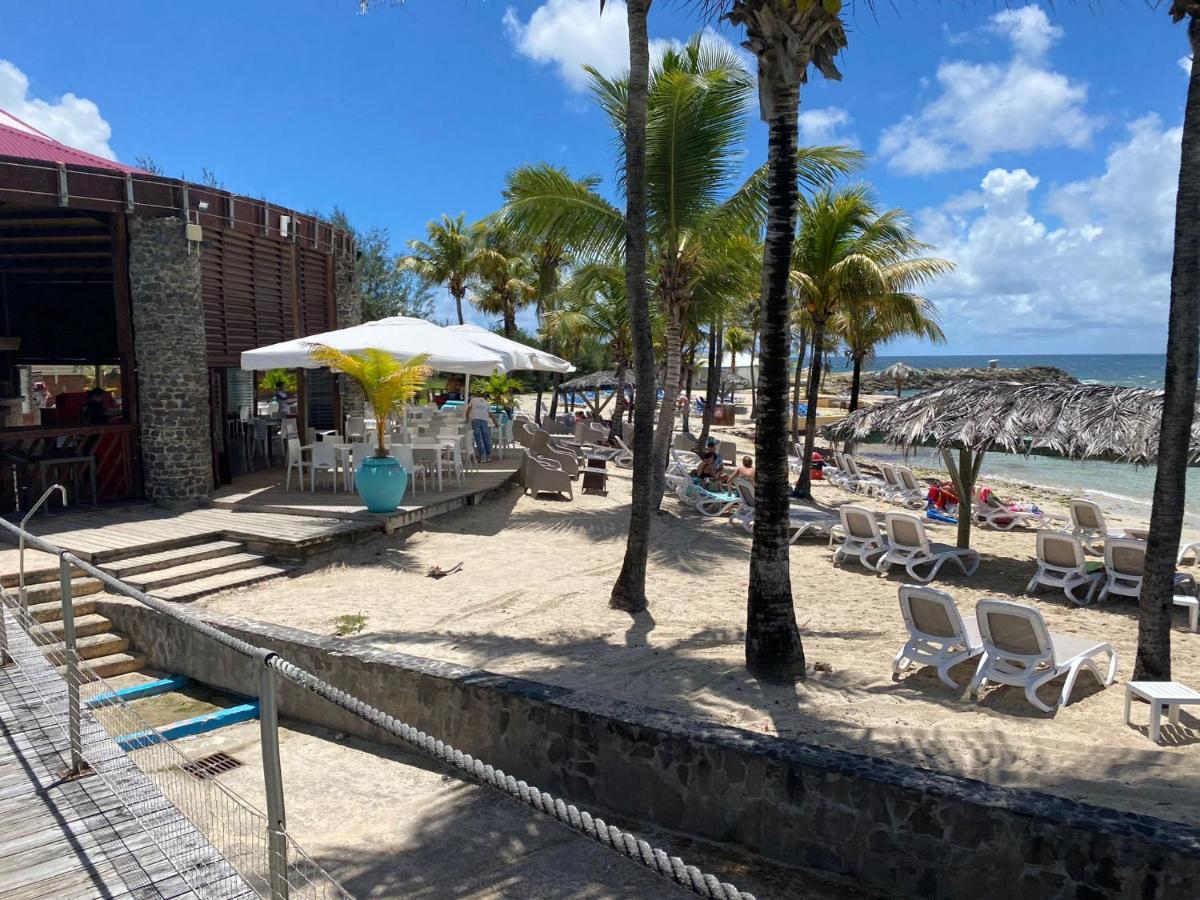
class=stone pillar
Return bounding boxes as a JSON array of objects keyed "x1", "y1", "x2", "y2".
[
  {"x1": 128, "y1": 217, "x2": 213, "y2": 505},
  {"x1": 332, "y1": 247, "x2": 365, "y2": 418}
]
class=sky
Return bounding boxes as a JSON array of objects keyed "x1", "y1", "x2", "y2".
[{"x1": 0, "y1": 0, "x2": 1188, "y2": 355}]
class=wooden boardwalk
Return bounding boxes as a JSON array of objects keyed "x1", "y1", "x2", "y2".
[
  {"x1": 0, "y1": 458, "x2": 521, "y2": 574},
  {"x1": 0, "y1": 608, "x2": 254, "y2": 899}
]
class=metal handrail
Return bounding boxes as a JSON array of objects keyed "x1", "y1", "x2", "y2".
[{"x1": 17, "y1": 483, "x2": 67, "y2": 608}]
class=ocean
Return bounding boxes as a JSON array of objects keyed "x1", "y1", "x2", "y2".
[{"x1": 835, "y1": 354, "x2": 1200, "y2": 523}]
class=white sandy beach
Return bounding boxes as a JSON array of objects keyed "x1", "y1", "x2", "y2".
[{"x1": 199, "y1": 425, "x2": 1200, "y2": 829}]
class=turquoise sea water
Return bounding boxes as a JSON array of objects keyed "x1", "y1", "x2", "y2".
[{"x1": 835, "y1": 354, "x2": 1200, "y2": 521}]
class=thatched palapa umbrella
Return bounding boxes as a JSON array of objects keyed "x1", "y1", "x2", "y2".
[
  {"x1": 881, "y1": 361, "x2": 917, "y2": 398},
  {"x1": 824, "y1": 381, "x2": 1200, "y2": 548}
]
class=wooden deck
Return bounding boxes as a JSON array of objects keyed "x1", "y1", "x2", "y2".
[
  {"x1": 0, "y1": 610, "x2": 253, "y2": 899},
  {"x1": 0, "y1": 457, "x2": 522, "y2": 579}
]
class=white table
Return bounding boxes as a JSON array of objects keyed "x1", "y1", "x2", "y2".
[
  {"x1": 1125, "y1": 681, "x2": 1200, "y2": 743},
  {"x1": 1175, "y1": 594, "x2": 1199, "y2": 633}
]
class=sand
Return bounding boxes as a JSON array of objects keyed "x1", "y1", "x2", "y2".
[{"x1": 198, "y1": 426, "x2": 1200, "y2": 829}]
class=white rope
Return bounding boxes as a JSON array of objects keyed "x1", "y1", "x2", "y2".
[{"x1": 268, "y1": 657, "x2": 756, "y2": 900}]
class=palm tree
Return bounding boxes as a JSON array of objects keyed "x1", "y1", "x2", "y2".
[
  {"x1": 501, "y1": 41, "x2": 857, "y2": 509},
  {"x1": 307, "y1": 346, "x2": 430, "y2": 456},
  {"x1": 401, "y1": 214, "x2": 484, "y2": 326},
  {"x1": 831, "y1": 275, "x2": 951, "y2": 413},
  {"x1": 1137, "y1": 3, "x2": 1200, "y2": 679},
  {"x1": 719, "y1": 0, "x2": 850, "y2": 683},
  {"x1": 475, "y1": 225, "x2": 538, "y2": 338},
  {"x1": 790, "y1": 188, "x2": 936, "y2": 497},
  {"x1": 724, "y1": 324, "x2": 751, "y2": 384}
]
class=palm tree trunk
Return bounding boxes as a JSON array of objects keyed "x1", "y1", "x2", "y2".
[
  {"x1": 790, "y1": 330, "x2": 807, "y2": 442},
  {"x1": 699, "y1": 321, "x2": 722, "y2": 445},
  {"x1": 453, "y1": 287, "x2": 466, "y2": 325},
  {"x1": 651, "y1": 303, "x2": 684, "y2": 507},
  {"x1": 682, "y1": 349, "x2": 694, "y2": 432},
  {"x1": 749, "y1": 329, "x2": 758, "y2": 416},
  {"x1": 747, "y1": 77, "x2": 805, "y2": 683},
  {"x1": 1137, "y1": 17, "x2": 1200, "y2": 679},
  {"x1": 503, "y1": 308, "x2": 516, "y2": 338},
  {"x1": 534, "y1": 372, "x2": 545, "y2": 424},
  {"x1": 610, "y1": 359, "x2": 629, "y2": 439},
  {"x1": 794, "y1": 319, "x2": 826, "y2": 499},
  {"x1": 549, "y1": 371, "x2": 561, "y2": 421},
  {"x1": 610, "y1": 0, "x2": 653, "y2": 614},
  {"x1": 849, "y1": 353, "x2": 864, "y2": 412}
]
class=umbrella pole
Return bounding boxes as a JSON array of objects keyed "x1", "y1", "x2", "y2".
[{"x1": 465, "y1": 373, "x2": 470, "y2": 400}]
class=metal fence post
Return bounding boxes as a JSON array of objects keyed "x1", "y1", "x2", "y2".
[
  {"x1": 59, "y1": 555, "x2": 85, "y2": 775},
  {"x1": 0, "y1": 599, "x2": 9, "y2": 667},
  {"x1": 259, "y1": 657, "x2": 289, "y2": 900}
]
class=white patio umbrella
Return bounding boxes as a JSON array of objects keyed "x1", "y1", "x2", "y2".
[
  {"x1": 444, "y1": 324, "x2": 575, "y2": 374},
  {"x1": 239, "y1": 316, "x2": 505, "y2": 375}
]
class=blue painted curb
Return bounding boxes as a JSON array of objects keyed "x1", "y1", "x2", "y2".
[
  {"x1": 87, "y1": 674, "x2": 190, "y2": 709},
  {"x1": 116, "y1": 701, "x2": 259, "y2": 751}
]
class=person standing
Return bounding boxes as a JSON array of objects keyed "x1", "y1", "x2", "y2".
[{"x1": 466, "y1": 393, "x2": 495, "y2": 463}]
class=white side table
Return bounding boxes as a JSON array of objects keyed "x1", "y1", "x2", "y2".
[
  {"x1": 1125, "y1": 681, "x2": 1200, "y2": 743},
  {"x1": 1175, "y1": 595, "x2": 1199, "y2": 633}
]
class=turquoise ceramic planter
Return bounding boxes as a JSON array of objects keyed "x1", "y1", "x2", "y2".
[{"x1": 355, "y1": 455, "x2": 408, "y2": 513}]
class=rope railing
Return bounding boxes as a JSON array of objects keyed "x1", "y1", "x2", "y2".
[{"x1": 0, "y1": 514, "x2": 758, "y2": 900}]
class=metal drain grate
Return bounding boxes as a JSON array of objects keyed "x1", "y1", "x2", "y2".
[{"x1": 182, "y1": 751, "x2": 243, "y2": 780}]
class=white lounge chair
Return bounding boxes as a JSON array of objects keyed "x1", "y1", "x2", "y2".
[
  {"x1": 728, "y1": 479, "x2": 837, "y2": 541},
  {"x1": 877, "y1": 513, "x2": 980, "y2": 583},
  {"x1": 847, "y1": 456, "x2": 887, "y2": 496},
  {"x1": 894, "y1": 466, "x2": 931, "y2": 509},
  {"x1": 1097, "y1": 538, "x2": 1197, "y2": 604},
  {"x1": 893, "y1": 585, "x2": 984, "y2": 689},
  {"x1": 878, "y1": 463, "x2": 926, "y2": 509},
  {"x1": 1026, "y1": 532, "x2": 1103, "y2": 606},
  {"x1": 1068, "y1": 498, "x2": 1124, "y2": 555},
  {"x1": 675, "y1": 479, "x2": 741, "y2": 517},
  {"x1": 969, "y1": 599, "x2": 1118, "y2": 713},
  {"x1": 831, "y1": 505, "x2": 889, "y2": 569},
  {"x1": 668, "y1": 448, "x2": 700, "y2": 476}
]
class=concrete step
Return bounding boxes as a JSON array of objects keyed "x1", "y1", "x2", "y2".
[
  {"x1": 27, "y1": 597, "x2": 97, "y2": 624},
  {"x1": 94, "y1": 533, "x2": 229, "y2": 564},
  {"x1": 0, "y1": 564, "x2": 86, "y2": 589},
  {"x1": 151, "y1": 564, "x2": 295, "y2": 602},
  {"x1": 124, "y1": 553, "x2": 270, "y2": 592},
  {"x1": 20, "y1": 577, "x2": 103, "y2": 606},
  {"x1": 50, "y1": 631, "x2": 129, "y2": 661},
  {"x1": 44, "y1": 613, "x2": 112, "y2": 641},
  {"x1": 75, "y1": 651, "x2": 146, "y2": 680},
  {"x1": 101, "y1": 540, "x2": 246, "y2": 579}
]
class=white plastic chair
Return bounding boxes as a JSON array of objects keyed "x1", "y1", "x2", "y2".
[
  {"x1": 285, "y1": 438, "x2": 309, "y2": 491},
  {"x1": 728, "y1": 479, "x2": 837, "y2": 541},
  {"x1": 893, "y1": 585, "x2": 984, "y2": 689},
  {"x1": 310, "y1": 441, "x2": 339, "y2": 492},
  {"x1": 877, "y1": 512, "x2": 980, "y2": 582},
  {"x1": 390, "y1": 444, "x2": 425, "y2": 496},
  {"x1": 344, "y1": 442, "x2": 374, "y2": 492},
  {"x1": 1026, "y1": 532, "x2": 1102, "y2": 606},
  {"x1": 251, "y1": 419, "x2": 271, "y2": 461},
  {"x1": 831, "y1": 505, "x2": 889, "y2": 569},
  {"x1": 1068, "y1": 498, "x2": 1123, "y2": 555},
  {"x1": 411, "y1": 440, "x2": 445, "y2": 491},
  {"x1": 345, "y1": 415, "x2": 366, "y2": 442},
  {"x1": 969, "y1": 599, "x2": 1118, "y2": 713}
]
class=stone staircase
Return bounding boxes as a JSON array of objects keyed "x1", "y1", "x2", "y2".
[{"x1": 13, "y1": 537, "x2": 293, "y2": 679}]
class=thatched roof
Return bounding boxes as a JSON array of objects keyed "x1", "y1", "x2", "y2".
[
  {"x1": 823, "y1": 380, "x2": 1200, "y2": 465},
  {"x1": 720, "y1": 373, "x2": 750, "y2": 392},
  {"x1": 560, "y1": 370, "x2": 646, "y2": 391}
]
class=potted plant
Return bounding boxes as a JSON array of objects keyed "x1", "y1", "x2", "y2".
[
  {"x1": 307, "y1": 345, "x2": 430, "y2": 513},
  {"x1": 258, "y1": 368, "x2": 297, "y2": 401},
  {"x1": 477, "y1": 371, "x2": 523, "y2": 415}
]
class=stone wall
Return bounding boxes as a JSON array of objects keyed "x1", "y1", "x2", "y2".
[
  {"x1": 127, "y1": 218, "x2": 212, "y2": 504},
  {"x1": 332, "y1": 247, "x2": 364, "y2": 419},
  {"x1": 100, "y1": 598, "x2": 1200, "y2": 900}
]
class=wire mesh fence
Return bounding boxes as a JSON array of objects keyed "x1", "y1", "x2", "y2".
[{"x1": 0, "y1": 579, "x2": 350, "y2": 900}]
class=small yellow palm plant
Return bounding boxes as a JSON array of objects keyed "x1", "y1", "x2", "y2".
[{"x1": 307, "y1": 345, "x2": 431, "y2": 457}]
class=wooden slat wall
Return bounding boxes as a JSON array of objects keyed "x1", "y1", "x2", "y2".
[
  {"x1": 202, "y1": 228, "x2": 306, "y2": 367},
  {"x1": 297, "y1": 247, "x2": 330, "y2": 337}
]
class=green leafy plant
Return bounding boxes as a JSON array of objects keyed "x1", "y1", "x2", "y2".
[
  {"x1": 333, "y1": 611, "x2": 367, "y2": 636},
  {"x1": 258, "y1": 369, "x2": 297, "y2": 394},
  {"x1": 477, "y1": 370, "x2": 523, "y2": 407},
  {"x1": 307, "y1": 345, "x2": 430, "y2": 456}
]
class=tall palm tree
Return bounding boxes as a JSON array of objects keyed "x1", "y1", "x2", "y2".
[
  {"x1": 1137, "y1": 3, "x2": 1200, "y2": 679},
  {"x1": 501, "y1": 40, "x2": 856, "y2": 508},
  {"x1": 475, "y1": 225, "x2": 538, "y2": 338},
  {"x1": 832, "y1": 275, "x2": 951, "y2": 412},
  {"x1": 790, "y1": 189, "x2": 935, "y2": 497},
  {"x1": 724, "y1": 324, "x2": 751, "y2": 383},
  {"x1": 401, "y1": 214, "x2": 484, "y2": 325},
  {"x1": 718, "y1": 0, "x2": 850, "y2": 682}
]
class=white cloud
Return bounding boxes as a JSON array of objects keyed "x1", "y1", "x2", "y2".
[
  {"x1": 919, "y1": 115, "x2": 1180, "y2": 349},
  {"x1": 879, "y1": 6, "x2": 1100, "y2": 175},
  {"x1": 503, "y1": 0, "x2": 747, "y2": 93},
  {"x1": 1181, "y1": 55, "x2": 1193, "y2": 75},
  {"x1": 0, "y1": 60, "x2": 115, "y2": 159},
  {"x1": 797, "y1": 106, "x2": 855, "y2": 146}
]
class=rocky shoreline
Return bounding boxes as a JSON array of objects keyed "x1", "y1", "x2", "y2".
[{"x1": 830, "y1": 364, "x2": 1078, "y2": 393}]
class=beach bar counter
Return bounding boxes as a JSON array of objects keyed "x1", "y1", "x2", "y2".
[{"x1": 0, "y1": 111, "x2": 358, "y2": 510}]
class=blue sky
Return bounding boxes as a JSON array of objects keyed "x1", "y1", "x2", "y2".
[{"x1": 0, "y1": 1, "x2": 1189, "y2": 354}]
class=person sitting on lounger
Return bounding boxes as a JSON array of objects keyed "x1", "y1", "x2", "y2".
[
  {"x1": 926, "y1": 480, "x2": 959, "y2": 513},
  {"x1": 692, "y1": 438, "x2": 724, "y2": 485},
  {"x1": 721, "y1": 455, "x2": 755, "y2": 486}
]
